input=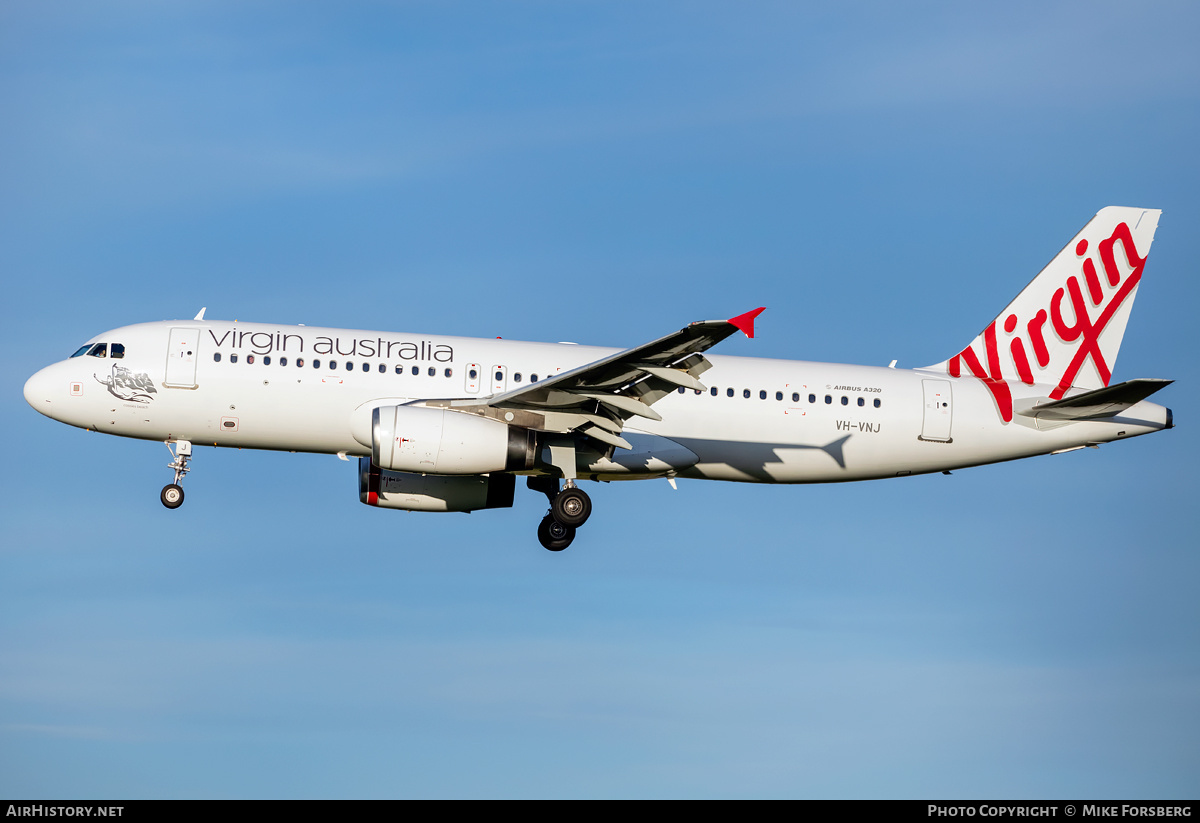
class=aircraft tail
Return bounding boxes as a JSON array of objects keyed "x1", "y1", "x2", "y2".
[{"x1": 925, "y1": 206, "x2": 1161, "y2": 422}]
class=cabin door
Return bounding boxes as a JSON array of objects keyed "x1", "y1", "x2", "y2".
[
  {"x1": 920, "y1": 380, "x2": 953, "y2": 442},
  {"x1": 164, "y1": 328, "x2": 200, "y2": 388}
]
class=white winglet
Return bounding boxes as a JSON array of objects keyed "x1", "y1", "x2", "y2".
[{"x1": 194, "y1": 307, "x2": 207, "y2": 321}]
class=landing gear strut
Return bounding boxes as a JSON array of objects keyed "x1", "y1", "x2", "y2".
[
  {"x1": 161, "y1": 439, "x2": 192, "y2": 509},
  {"x1": 527, "y1": 476, "x2": 592, "y2": 551}
]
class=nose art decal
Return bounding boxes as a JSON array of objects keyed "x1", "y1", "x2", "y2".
[{"x1": 95, "y1": 364, "x2": 158, "y2": 403}]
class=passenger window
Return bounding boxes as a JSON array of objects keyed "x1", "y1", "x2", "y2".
[
  {"x1": 857, "y1": 397, "x2": 864, "y2": 407},
  {"x1": 710, "y1": 387, "x2": 718, "y2": 396},
  {"x1": 362, "y1": 363, "x2": 369, "y2": 372},
  {"x1": 824, "y1": 395, "x2": 831, "y2": 404},
  {"x1": 469, "y1": 368, "x2": 479, "y2": 379},
  {"x1": 346, "y1": 362, "x2": 353, "y2": 371},
  {"x1": 874, "y1": 398, "x2": 881, "y2": 408},
  {"x1": 792, "y1": 392, "x2": 799, "y2": 402},
  {"x1": 313, "y1": 359, "x2": 320, "y2": 368},
  {"x1": 378, "y1": 364, "x2": 385, "y2": 373},
  {"x1": 329, "y1": 361, "x2": 337, "y2": 370},
  {"x1": 231, "y1": 354, "x2": 238, "y2": 363},
  {"x1": 264, "y1": 356, "x2": 271, "y2": 366},
  {"x1": 494, "y1": 370, "x2": 502, "y2": 381},
  {"x1": 841, "y1": 396, "x2": 848, "y2": 405},
  {"x1": 411, "y1": 366, "x2": 419, "y2": 376},
  {"x1": 514, "y1": 373, "x2": 522, "y2": 383},
  {"x1": 430, "y1": 367, "x2": 438, "y2": 377},
  {"x1": 727, "y1": 388, "x2": 734, "y2": 397},
  {"x1": 247, "y1": 355, "x2": 255, "y2": 364},
  {"x1": 88, "y1": 343, "x2": 107, "y2": 358},
  {"x1": 297, "y1": 358, "x2": 305, "y2": 367},
  {"x1": 759, "y1": 390, "x2": 767, "y2": 400},
  {"x1": 110, "y1": 343, "x2": 125, "y2": 359},
  {"x1": 444, "y1": 368, "x2": 453, "y2": 378},
  {"x1": 71, "y1": 345, "x2": 92, "y2": 358},
  {"x1": 809, "y1": 394, "x2": 816, "y2": 403},
  {"x1": 743, "y1": 389, "x2": 750, "y2": 399},
  {"x1": 280, "y1": 357, "x2": 288, "y2": 366},
  {"x1": 395, "y1": 365, "x2": 403, "y2": 375},
  {"x1": 213, "y1": 353, "x2": 222, "y2": 362},
  {"x1": 531, "y1": 374, "x2": 538, "y2": 382}
]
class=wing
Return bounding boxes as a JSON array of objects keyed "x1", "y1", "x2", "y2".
[{"x1": 439, "y1": 308, "x2": 765, "y2": 450}]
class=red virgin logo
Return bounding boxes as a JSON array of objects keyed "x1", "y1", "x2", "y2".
[{"x1": 947, "y1": 221, "x2": 1147, "y2": 422}]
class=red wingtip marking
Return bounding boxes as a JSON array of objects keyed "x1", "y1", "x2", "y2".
[
  {"x1": 367, "y1": 492, "x2": 379, "y2": 506},
  {"x1": 728, "y1": 307, "x2": 766, "y2": 338}
]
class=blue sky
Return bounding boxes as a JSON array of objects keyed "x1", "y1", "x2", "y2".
[{"x1": 2, "y1": 1, "x2": 1198, "y2": 798}]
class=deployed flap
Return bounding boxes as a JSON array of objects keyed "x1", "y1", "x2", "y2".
[
  {"x1": 1016, "y1": 378, "x2": 1172, "y2": 421},
  {"x1": 464, "y1": 309, "x2": 764, "y2": 448}
]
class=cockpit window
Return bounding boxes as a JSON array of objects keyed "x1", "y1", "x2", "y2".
[
  {"x1": 110, "y1": 343, "x2": 125, "y2": 359},
  {"x1": 70, "y1": 345, "x2": 92, "y2": 358},
  {"x1": 88, "y1": 343, "x2": 107, "y2": 358}
]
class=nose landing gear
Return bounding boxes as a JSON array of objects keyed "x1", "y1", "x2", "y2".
[
  {"x1": 161, "y1": 439, "x2": 192, "y2": 509},
  {"x1": 527, "y1": 476, "x2": 592, "y2": 552}
]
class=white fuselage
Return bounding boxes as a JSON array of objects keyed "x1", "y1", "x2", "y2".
[{"x1": 24, "y1": 319, "x2": 1172, "y2": 485}]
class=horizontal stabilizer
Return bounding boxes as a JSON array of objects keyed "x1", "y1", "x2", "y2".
[{"x1": 1016, "y1": 378, "x2": 1172, "y2": 421}]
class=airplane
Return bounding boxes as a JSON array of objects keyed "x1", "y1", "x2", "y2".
[{"x1": 23, "y1": 206, "x2": 1173, "y2": 551}]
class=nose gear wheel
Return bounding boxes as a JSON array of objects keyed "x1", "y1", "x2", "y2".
[{"x1": 161, "y1": 484, "x2": 184, "y2": 509}]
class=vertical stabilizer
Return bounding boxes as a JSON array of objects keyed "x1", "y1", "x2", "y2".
[{"x1": 925, "y1": 206, "x2": 1160, "y2": 422}]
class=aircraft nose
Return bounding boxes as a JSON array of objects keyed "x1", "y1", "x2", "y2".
[{"x1": 24, "y1": 366, "x2": 58, "y2": 417}]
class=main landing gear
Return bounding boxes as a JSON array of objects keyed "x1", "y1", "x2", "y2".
[
  {"x1": 161, "y1": 439, "x2": 192, "y2": 509},
  {"x1": 528, "y1": 476, "x2": 592, "y2": 552}
]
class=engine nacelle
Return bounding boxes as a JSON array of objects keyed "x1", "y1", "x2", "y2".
[
  {"x1": 372, "y1": 405, "x2": 535, "y2": 474},
  {"x1": 359, "y1": 458, "x2": 515, "y2": 512}
]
